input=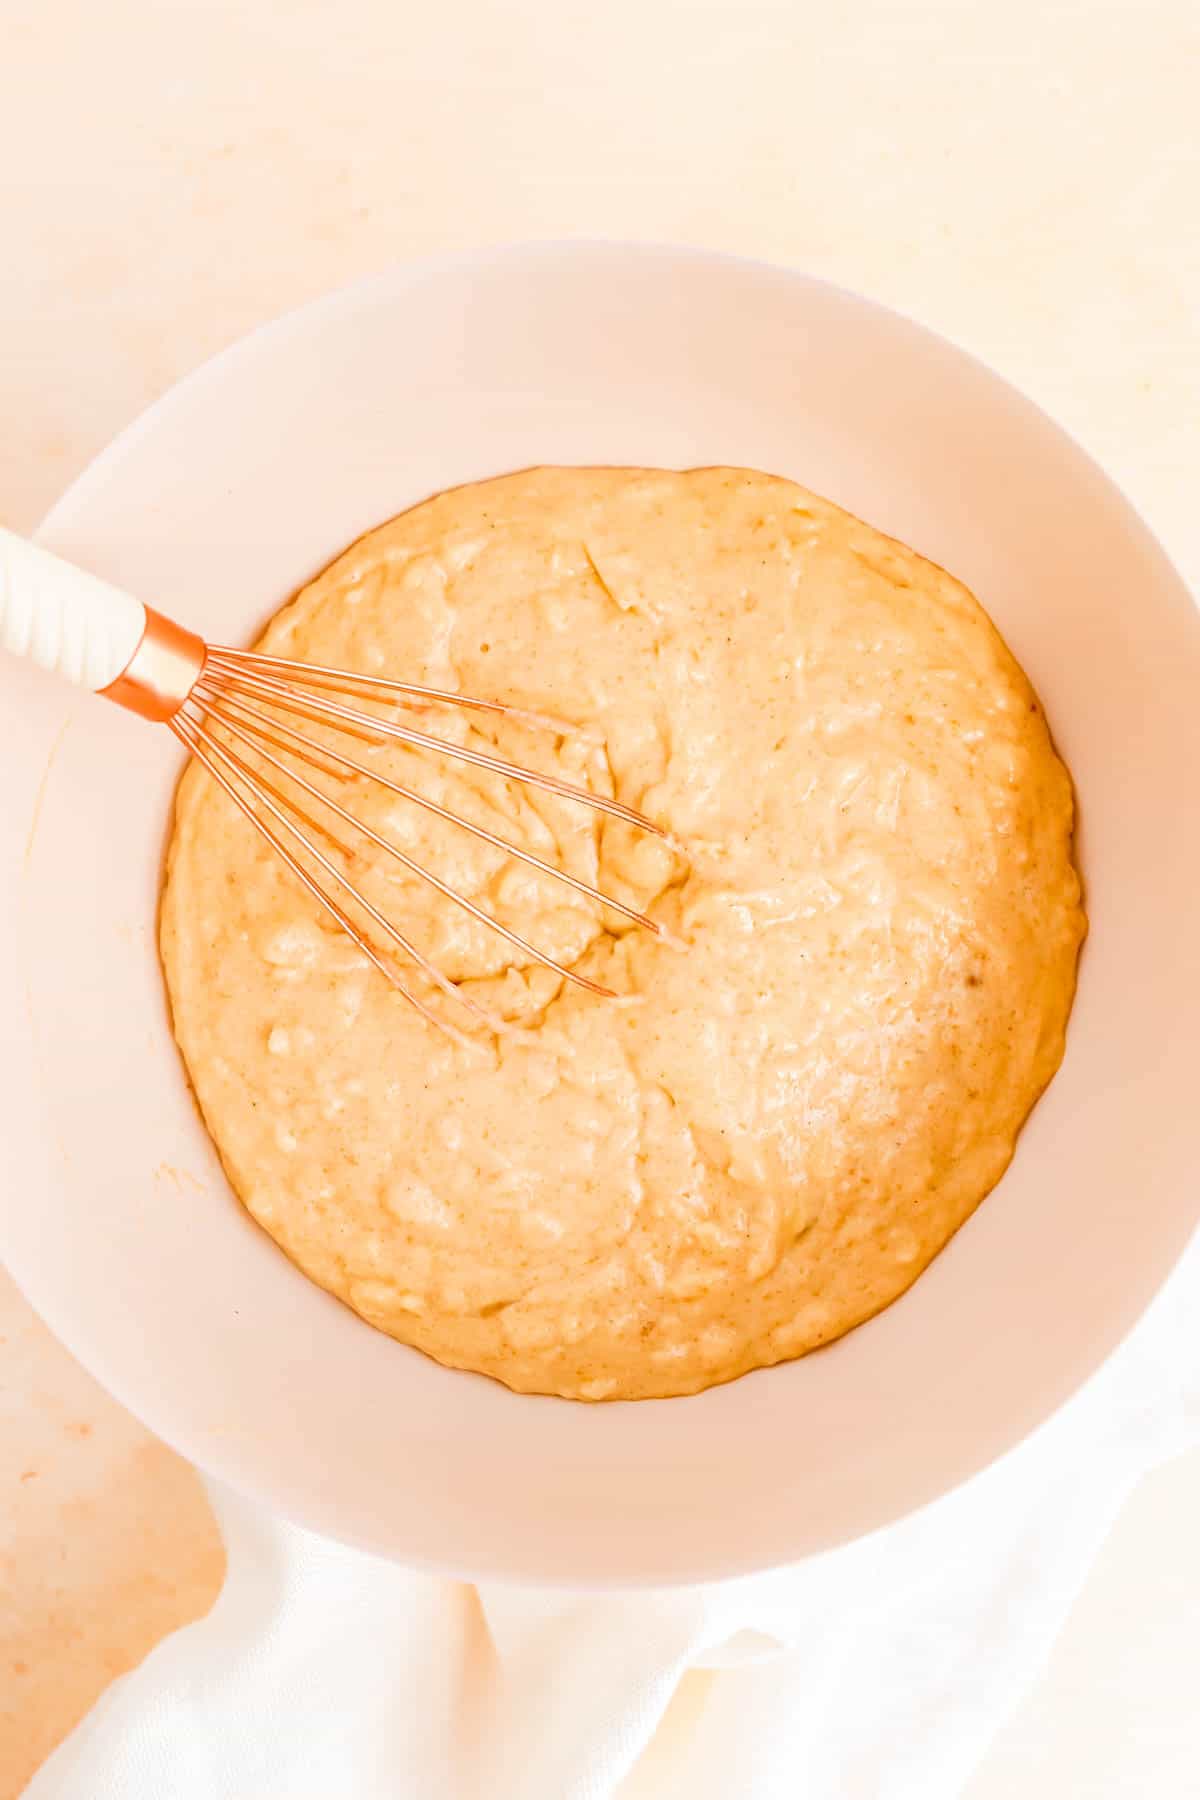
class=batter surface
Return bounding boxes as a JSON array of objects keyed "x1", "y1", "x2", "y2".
[{"x1": 160, "y1": 467, "x2": 1084, "y2": 1400}]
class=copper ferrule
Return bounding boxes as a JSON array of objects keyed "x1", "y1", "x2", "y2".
[{"x1": 98, "y1": 607, "x2": 208, "y2": 722}]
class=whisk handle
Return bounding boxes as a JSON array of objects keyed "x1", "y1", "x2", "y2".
[
  {"x1": 0, "y1": 526, "x2": 146, "y2": 691},
  {"x1": 0, "y1": 527, "x2": 207, "y2": 721}
]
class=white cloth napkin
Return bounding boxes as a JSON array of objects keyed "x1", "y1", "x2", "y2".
[{"x1": 27, "y1": 1231, "x2": 1198, "y2": 1800}]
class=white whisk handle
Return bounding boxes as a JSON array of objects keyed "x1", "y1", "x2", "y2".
[{"x1": 0, "y1": 526, "x2": 147, "y2": 692}]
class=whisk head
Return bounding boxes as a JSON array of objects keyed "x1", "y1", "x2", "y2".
[{"x1": 167, "y1": 644, "x2": 668, "y2": 1039}]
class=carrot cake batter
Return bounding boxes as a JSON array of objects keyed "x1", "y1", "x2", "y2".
[{"x1": 160, "y1": 467, "x2": 1084, "y2": 1399}]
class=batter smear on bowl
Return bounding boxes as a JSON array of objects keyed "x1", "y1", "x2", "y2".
[{"x1": 160, "y1": 467, "x2": 1085, "y2": 1400}]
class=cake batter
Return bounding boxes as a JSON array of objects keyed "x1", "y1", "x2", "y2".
[{"x1": 160, "y1": 467, "x2": 1084, "y2": 1399}]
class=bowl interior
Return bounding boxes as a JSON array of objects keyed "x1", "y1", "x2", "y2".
[{"x1": 2, "y1": 243, "x2": 1198, "y2": 1584}]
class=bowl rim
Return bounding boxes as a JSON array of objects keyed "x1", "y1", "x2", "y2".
[{"x1": 35, "y1": 234, "x2": 1200, "y2": 644}]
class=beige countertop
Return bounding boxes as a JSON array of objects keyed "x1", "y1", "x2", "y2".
[{"x1": 2, "y1": 0, "x2": 1197, "y2": 1792}]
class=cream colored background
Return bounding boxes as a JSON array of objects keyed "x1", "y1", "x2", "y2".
[{"x1": 1, "y1": 0, "x2": 1197, "y2": 1793}]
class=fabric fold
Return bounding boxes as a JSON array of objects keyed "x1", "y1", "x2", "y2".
[{"x1": 26, "y1": 1230, "x2": 1197, "y2": 1800}]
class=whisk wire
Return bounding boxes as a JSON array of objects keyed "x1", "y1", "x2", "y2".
[
  {"x1": 172, "y1": 646, "x2": 671, "y2": 1037},
  {"x1": 170, "y1": 712, "x2": 465, "y2": 1042},
  {"x1": 206, "y1": 646, "x2": 537, "y2": 723},
  {"x1": 198, "y1": 660, "x2": 659, "y2": 833},
  {"x1": 201, "y1": 687, "x2": 658, "y2": 931},
  {"x1": 197, "y1": 699, "x2": 618, "y2": 999}
]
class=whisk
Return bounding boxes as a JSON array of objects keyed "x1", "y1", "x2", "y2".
[{"x1": 0, "y1": 528, "x2": 666, "y2": 1036}]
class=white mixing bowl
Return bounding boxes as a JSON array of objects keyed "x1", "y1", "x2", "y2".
[{"x1": 2, "y1": 243, "x2": 1198, "y2": 1585}]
